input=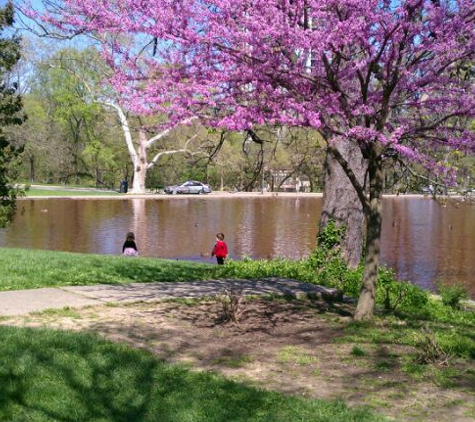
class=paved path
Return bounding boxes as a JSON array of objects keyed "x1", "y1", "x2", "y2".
[{"x1": 0, "y1": 278, "x2": 340, "y2": 317}]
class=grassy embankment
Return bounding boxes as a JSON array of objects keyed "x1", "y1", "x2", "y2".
[
  {"x1": 0, "y1": 248, "x2": 214, "y2": 291},
  {"x1": 1, "y1": 247, "x2": 475, "y2": 420},
  {"x1": 23, "y1": 186, "x2": 121, "y2": 197}
]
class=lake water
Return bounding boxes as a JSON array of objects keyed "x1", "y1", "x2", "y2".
[{"x1": 1, "y1": 196, "x2": 474, "y2": 296}]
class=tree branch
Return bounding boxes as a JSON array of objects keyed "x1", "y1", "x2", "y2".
[
  {"x1": 145, "y1": 116, "x2": 197, "y2": 149},
  {"x1": 146, "y1": 134, "x2": 200, "y2": 169}
]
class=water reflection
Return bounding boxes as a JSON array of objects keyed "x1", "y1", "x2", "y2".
[
  {"x1": 3, "y1": 196, "x2": 475, "y2": 296},
  {"x1": 380, "y1": 198, "x2": 475, "y2": 296}
]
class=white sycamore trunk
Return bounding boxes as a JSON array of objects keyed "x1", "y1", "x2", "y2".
[
  {"x1": 130, "y1": 130, "x2": 148, "y2": 194},
  {"x1": 109, "y1": 101, "x2": 198, "y2": 194}
]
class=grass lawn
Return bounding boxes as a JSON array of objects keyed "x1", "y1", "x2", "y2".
[
  {"x1": 0, "y1": 248, "x2": 215, "y2": 291},
  {"x1": 24, "y1": 187, "x2": 121, "y2": 197},
  {"x1": 0, "y1": 325, "x2": 382, "y2": 422}
]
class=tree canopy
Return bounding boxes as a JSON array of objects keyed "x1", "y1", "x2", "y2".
[{"x1": 28, "y1": 1, "x2": 475, "y2": 159}]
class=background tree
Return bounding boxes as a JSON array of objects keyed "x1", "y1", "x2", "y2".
[
  {"x1": 0, "y1": 2, "x2": 24, "y2": 227},
  {"x1": 8, "y1": 46, "x2": 125, "y2": 186},
  {"x1": 47, "y1": 47, "x2": 211, "y2": 194},
  {"x1": 8, "y1": 95, "x2": 60, "y2": 183}
]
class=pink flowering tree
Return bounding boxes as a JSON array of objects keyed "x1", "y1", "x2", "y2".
[{"x1": 24, "y1": 0, "x2": 475, "y2": 319}]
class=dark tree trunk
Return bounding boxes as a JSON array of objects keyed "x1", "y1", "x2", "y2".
[
  {"x1": 320, "y1": 139, "x2": 368, "y2": 268},
  {"x1": 354, "y1": 156, "x2": 384, "y2": 321},
  {"x1": 29, "y1": 155, "x2": 35, "y2": 183}
]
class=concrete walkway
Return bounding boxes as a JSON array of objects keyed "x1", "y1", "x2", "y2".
[{"x1": 0, "y1": 278, "x2": 341, "y2": 317}]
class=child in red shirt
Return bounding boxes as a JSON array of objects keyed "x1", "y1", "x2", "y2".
[{"x1": 211, "y1": 232, "x2": 228, "y2": 265}]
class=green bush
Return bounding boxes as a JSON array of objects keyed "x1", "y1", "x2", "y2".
[
  {"x1": 424, "y1": 298, "x2": 475, "y2": 325},
  {"x1": 307, "y1": 221, "x2": 359, "y2": 292},
  {"x1": 215, "y1": 257, "x2": 318, "y2": 284},
  {"x1": 350, "y1": 345, "x2": 366, "y2": 357},
  {"x1": 437, "y1": 283, "x2": 468, "y2": 310},
  {"x1": 316, "y1": 220, "x2": 346, "y2": 252},
  {"x1": 437, "y1": 330, "x2": 475, "y2": 359},
  {"x1": 377, "y1": 266, "x2": 429, "y2": 314}
]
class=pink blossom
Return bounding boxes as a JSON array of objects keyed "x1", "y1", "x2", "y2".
[{"x1": 21, "y1": 0, "x2": 475, "y2": 177}]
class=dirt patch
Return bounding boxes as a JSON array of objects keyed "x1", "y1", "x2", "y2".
[{"x1": 2, "y1": 297, "x2": 474, "y2": 421}]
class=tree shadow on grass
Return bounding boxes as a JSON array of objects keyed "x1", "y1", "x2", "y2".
[
  {"x1": 68, "y1": 257, "x2": 215, "y2": 286},
  {"x1": 0, "y1": 326, "x2": 382, "y2": 422}
]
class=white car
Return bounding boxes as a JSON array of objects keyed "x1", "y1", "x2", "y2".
[{"x1": 165, "y1": 180, "x2": 212, "y2": 195}]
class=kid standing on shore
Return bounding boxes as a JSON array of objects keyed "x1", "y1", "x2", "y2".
[{"x1": 211, "y1": 232, "x2": 228, "y2": 265}]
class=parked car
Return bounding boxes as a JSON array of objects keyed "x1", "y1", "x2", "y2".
[{"x1": 164, "y1": 180, "x2": 212, "y2": 195}]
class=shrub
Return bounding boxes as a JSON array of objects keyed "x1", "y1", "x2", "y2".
[
  {"x1": 377, "y1": 266, "x2": 429, "y2": 315},
  {"x1": 437, "y1": 283, "x2": 468, "y2": 310},
  {"x1": 307, "y1": 221, "x2": 357, "y2": 291},
  {"x1": 414, "y1": 327, "x2": 452, "y2": 366},
  {"x1": 350, "y1": 345, "x2": 366, "y2": 357},
  {"x1": 215, "y1": 288, "x2": 246, "y2": 323},
  {"x1": 215, "y1": 258, "x2": 318, "y2": 284},
  {"x1": 316, "y1": 220, "x2": 346, "y2": 251}
]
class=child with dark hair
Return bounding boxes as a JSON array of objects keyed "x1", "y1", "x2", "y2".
[
  {"x1": 211, "y1": 232, "x2": 228, "y2": 265},
  {"x1": 122, "y1": 231, "x2": 139, "y2": 256}
]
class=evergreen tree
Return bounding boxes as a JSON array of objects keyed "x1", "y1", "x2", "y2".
[{"x1": 0, "y1": 2, "x2": 24, "y2": 227}]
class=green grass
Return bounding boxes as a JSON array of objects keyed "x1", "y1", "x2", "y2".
[
  {"x1": 0, "y1": 248, "x2": 216, "y2": 291},
  {"x1": 32, "y1": 306, "x2": 83, "y2": 318},
  {"x1": 25, "y1": 188, "x2": 121, "y2": 197},
  {"x1": 0, "y1": 326, "x2": 383, "y2": 422},
  {"x1": 276, "y1": 345, "x2": 318, "y2": 366},
  {"x1": 350, "y1": 345, "x2": 366, "y2": 357},
  {"x1": 340, "y1": 314, "x2": 475, "y2": 360},
  {"x1": 336, "y1": 315, "x2": 475, "y2": 389},
  {"x1": 211, "y1": 355, "x2": 254, "y2": 368}
]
